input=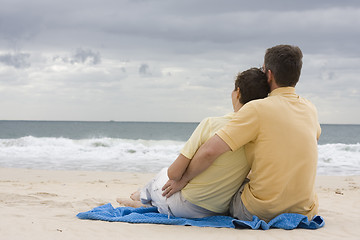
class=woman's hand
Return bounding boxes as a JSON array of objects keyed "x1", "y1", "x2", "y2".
[{"x1": 162, "y1": 179, "x2": 188, "y2": 198}]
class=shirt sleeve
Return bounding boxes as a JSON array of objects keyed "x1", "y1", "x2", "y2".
[
  {"x1": 180, "y1": 118, "x2": 212, "y2": 159},
  {"x1": 216, "y1": 103, "x2": 259, "y2": 151},
  {"x1": 316, "y1": 123, "x2": 321, "y2": 140},
  {"x1": 311, "y1": 100, "x2": 321, "y2": 140}
]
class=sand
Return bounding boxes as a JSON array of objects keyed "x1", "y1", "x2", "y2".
[{"x1": 0, "y1": 168, "x2": 359, "y2": 240}]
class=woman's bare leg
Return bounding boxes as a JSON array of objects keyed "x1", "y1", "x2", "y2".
[
  {"x1": 116, "y1": 198, "x2": 145, "y2": 208},
  {"x1": 130, "y1": 190, "x2": 141, "y2": 201},
  {"x1": 116, "y1": 190, "x2": 145, "y2": 208}
]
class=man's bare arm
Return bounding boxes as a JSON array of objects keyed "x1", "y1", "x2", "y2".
[
  {"x1": 179, "y1": 134, "x2": 231, "y2": 183},
  {"x1": 162, "y1": 134, "x2": 231, "y2": 197},
  {"x1": 167, "y1": 154, "x2": 191, "y2": 181}
]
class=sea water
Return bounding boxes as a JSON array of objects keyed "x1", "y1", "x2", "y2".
[{"x1": 0, "y1": 121, "x2": 359, "y2": 175}]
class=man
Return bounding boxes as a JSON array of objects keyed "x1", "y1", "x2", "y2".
[{"x1": 162, "y1": 45, "x2": 321, "y2": 222}]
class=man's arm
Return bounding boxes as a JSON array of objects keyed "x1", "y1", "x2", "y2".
[
  {"x1": 162, "y1": 134, "x2": 231, "y2": 197},
  {"x1": 167, "y1": 118, "x2": 209, "y2": 181},
  {"x1": 167, "y1": 154, "x2": 191, "y2": 181}
]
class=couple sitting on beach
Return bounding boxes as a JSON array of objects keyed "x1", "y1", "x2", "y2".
[{"x1": 117, "y1": 45, "x2": 321, "y2": 223}]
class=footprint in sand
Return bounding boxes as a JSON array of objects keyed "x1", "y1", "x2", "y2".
[{"x1": 31, "y1": 192, "x2": 59, "y2": 197}]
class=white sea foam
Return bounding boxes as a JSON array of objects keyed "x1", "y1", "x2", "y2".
[
  {"x1": 0, "y1": 136, "x2": 184, "y2": 172},
  {"x1": 0, "y1": 136, "x2": 359, "y2": 175},
  {"x1": 317, "y1": 143, "x2": 360, "y2": 175}
]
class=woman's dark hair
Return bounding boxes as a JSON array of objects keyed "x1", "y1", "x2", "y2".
[{"x1": 235, "y1": 68, "x2": 269, "y2": 104}]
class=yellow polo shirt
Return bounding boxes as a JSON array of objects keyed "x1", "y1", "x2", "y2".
[
  {"x1": 180, "y1": 113, "x2": 250, "y2": 213},
  {"x1": 217, "y1": 87, "x2": 321, "y2": 222}
]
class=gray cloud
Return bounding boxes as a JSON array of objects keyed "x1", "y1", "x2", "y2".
[
  {"x1": 1, "y1": 1, "x2": 358, "y2": 59},
  {"x1": 71, "y1": 48, "x2": 101, "y2": 65},
  {"x1": 0, "y1": 52, "x2": 31, "y2": 68},
  {"x1": 139, "y1": 63, "x2": 150, "y2": 75},
  {"x1": 0, "y1": 0, "x2": 359, "y2": 123},
  {"x1": 53, "y1": 48, "x2": 101, "y2": 65}
]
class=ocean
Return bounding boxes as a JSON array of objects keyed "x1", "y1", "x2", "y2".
[{"x1": 0, "y1": 121, "x2": 359, "y2": 175}]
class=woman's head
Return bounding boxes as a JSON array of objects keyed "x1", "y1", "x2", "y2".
[{"x1": 232, "y1": 68, "x2": 269, "y2": 111}]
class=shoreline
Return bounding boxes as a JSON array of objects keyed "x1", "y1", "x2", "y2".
[{"x1": 0, "y1": 167, "x2": 359, "y2": 239}]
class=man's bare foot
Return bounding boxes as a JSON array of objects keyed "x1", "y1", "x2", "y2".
[
  {"x1": 130, "y1": 191, "x2": 141, "y2": 201},
  {"x1": 116, "y1": 198, "x2": 145, "y2": 208}
]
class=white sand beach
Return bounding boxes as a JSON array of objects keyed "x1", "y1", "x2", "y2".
[{"x1": 0, "y1": 168, "x2": 359, "y2": 240}]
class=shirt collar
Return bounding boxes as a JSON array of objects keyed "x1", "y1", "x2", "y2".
[
  {"x1": 269, "y1": 87, "x2": 296, "y2": 97},
  {"x1": 224, "y1": 112, "x2": 236, "y2": 118}
]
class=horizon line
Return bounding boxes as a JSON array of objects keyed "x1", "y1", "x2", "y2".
[{"x1": 0, "y1": 119, "x2": 359, "y2": 125}]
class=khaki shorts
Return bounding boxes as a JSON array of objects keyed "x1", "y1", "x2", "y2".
[{"x1": 229, "y1": 178, "x2": 254, "y2": 221}]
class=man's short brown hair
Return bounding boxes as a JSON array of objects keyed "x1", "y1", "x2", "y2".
[{"x1": 264, "y1": 45, "x2": 303, "y2": 87}]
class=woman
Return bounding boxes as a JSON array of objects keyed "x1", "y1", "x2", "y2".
[{"x1": 117, "y1": 68, "x2": 269, "y2": 218}]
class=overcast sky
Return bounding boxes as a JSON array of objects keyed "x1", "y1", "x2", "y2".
[{"x1": 0, "y1": 0, "x2": 359, "y2": 124}]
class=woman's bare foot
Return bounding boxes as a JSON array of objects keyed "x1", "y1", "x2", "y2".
[
  {"x1": 130, "y1": 191, "x2": 141, "y2": 201},
  {"x1": 116, "y1": 198, "x2": 145, "y2": 208}
]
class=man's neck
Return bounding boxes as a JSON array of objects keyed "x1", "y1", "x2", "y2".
[
  {"x1": 269, "y1": 80, "x2": 280, "y2": 92},
  {"x1": 267, "y1": 71, "x2": 280, "y2": 92}
]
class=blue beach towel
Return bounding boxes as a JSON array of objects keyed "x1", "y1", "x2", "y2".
[{"x1": 77, "y1": 203, "x2": 324, "y2": 230}]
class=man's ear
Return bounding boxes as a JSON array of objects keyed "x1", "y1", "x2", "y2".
[
  {"x1": 236, "y1": 88, "x2": 241, "y2": 99},
  {"x1": 267, "y1": 69, "x2": 275, "y2": 85},
  {"x1": 266, "y1": 69, "x2": 272, "y2": 82}
]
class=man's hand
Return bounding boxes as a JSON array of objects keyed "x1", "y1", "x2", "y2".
[{"x1": 162, "y1": 179, "x2": 188, "y2": 198}]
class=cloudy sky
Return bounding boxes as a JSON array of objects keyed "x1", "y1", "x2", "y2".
[{"x1": 0, "y1": 0, "x2": 359, "y2": 124}]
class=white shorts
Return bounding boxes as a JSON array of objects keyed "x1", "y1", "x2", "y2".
[{"x1": 140, "y1": 168, "x2": 218, "y2": 218}]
